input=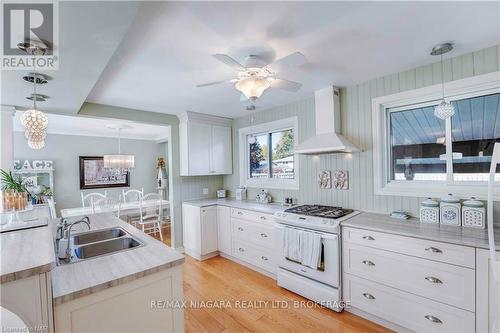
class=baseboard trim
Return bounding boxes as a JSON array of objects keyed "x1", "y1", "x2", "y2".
[
  {"x1": 345, "y1": 307, "x2": 411, "y2": 333},
  {"x1": 174, "y1": 246, "x2": 184, "y2": 254},
  {"x1": 219, "y1": 252, "x2": 276, "y2": 280}
]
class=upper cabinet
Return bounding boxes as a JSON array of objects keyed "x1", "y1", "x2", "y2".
[{"x1": 179, "y1": 112, "x2": 233, "y2": 176}]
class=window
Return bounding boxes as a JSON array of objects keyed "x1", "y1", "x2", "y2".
[
  {"x1": 373, "y1": 71, "x2": 500, "y2": 199},
  {"x1": 239, "y1": 117, "x2": 298, "y2": 189},
  {"x1": 451, "y1": 93, "x2": 500, "y2": 181}
]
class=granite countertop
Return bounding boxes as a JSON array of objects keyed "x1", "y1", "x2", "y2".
[
  {"x1": 183, "y1": 198, "x2": 288, "y2": 215},
  {"x1": 342, "y1": 212, "x2": 500, "y2": 251},
  {"x1": 51, "y1": 213, "x2": 184, "y2": 305},
  {"x1": 1, "y1": 225, "x2": 56, "y2": 284}
]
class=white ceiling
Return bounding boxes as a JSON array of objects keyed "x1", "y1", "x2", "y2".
[
  {"x1": 87, "y1": 1, "x2": 500, "y2": 118},
  {"x1": 1, "y1": 1, "x2": 140, "y2": 115},
  {"x1": 13, "y1": 112, "x2": 170, "y2": 141}
]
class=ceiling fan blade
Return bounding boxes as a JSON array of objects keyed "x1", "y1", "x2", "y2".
[
  {"x1": 271, "y1": 79, "x2": 302, "y2": 92},
  {"x1": 212, "y1": 54, "x2": 245, "y2": 70},
  {"x1": 196, "y1": 79, "x2": 231, "y2": 87},
  {"x1": 268, "y1": 52, "x2": 306, "y2": 71}
]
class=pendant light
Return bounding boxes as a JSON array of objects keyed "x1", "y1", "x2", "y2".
[
  {"x1": 103, "y1": 125, "x2": 135, "y2": 172},
  {"x1": 431, "y1": 43, "x2": 455, "y2": 120},
  {"x1": 19, "y1": 43, "x2": 49, "y2": 150}
]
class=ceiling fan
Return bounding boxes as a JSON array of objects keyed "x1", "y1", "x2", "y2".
[{"x1": 196, "y1": 52, "x2": 306, "y2": 102}]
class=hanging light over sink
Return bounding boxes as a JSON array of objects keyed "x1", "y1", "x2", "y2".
[{"x1": 431, "y1": 43, "x2": 455, "y2": 120}]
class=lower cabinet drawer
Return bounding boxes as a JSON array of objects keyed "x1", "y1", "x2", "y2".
[
  {"x1": 344, "y1": 243, "x2": 475, "y2": 311},
  {"x1": 232, "y1": 239, "x2": 276, "y2": 274},
  {"x1": 232, "y1": 218, "x2": 275, "y2": 248},
  {"x1": 344, "y1": 274, "x2": 475, "y2": 333}
]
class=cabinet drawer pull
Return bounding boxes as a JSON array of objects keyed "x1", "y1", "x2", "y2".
[
  {"x1": 260, "y1": 233, "x2": 268, "y2": 238},
  {"x1": 362, "y1": 293, "x2": 375, "y2": 300},
  {"x1": 237, "y1": 227, "x2": 244, "y2": 231},
  {"x1": 425, "y1": 247, "x2": 442, "y2": 253},
  {"x1": 425, "y1": 276, "x2": 443, "y2": 284},
  {"x1": 362, "y1": 235, "x2": 375, "y2": 240},
  {"x1": 261, "y1": 256, "x2": 268, "y2": 261},
  {"x1": 424, "y1": 315, "x2": 442, "y2": 324},
  {"x1": 237, "y1": 211, "x2": 243, "y2": 215},
  {"x1": 260, "y1": 216, "x2": 266, "y2": 220},
  {"x1": 238, "y1": 247, "x2": 245, "y2": 252},
  {"x1": 362, "y1": 260, "x2": 375, "y2": 266}
]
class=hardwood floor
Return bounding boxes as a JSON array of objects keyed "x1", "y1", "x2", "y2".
[
  {"x1": 181, "y1": 255, "x2": 392, "y2": 333},
  {"x1": 151, "y1": 226, "x2": 389, "y2": 332}
]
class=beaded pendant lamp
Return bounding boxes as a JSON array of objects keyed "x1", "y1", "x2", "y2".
[{"x1": 431, "y1": 43, "x2": 455, "y2": 120}]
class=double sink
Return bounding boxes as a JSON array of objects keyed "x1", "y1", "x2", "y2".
[{"x1": 60, "y1": 227, "x2": 143, "y2": 264}]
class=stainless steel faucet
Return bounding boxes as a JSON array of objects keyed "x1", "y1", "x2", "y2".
[{"x1": 57, "y1": 217, "x2": 91, "y2": 262}]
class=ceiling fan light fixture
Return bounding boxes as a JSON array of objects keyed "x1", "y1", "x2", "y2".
[{"x1": 235, "y1": 77, "x2": 271, "y2": 101}]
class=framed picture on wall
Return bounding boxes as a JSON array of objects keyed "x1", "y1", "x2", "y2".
[{"x1": 79, "y1": 156, "x2": 130, "y2": 190}]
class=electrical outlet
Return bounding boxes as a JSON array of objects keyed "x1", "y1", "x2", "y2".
[{"x1": 202, "y1": 188, "x2": 209, "y2": 195}]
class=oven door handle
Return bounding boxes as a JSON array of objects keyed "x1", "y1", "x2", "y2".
[{"x1": 275, "y1": 224, "x2": 338, "y2": 240}]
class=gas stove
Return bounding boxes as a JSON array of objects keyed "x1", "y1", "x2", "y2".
[{"x1": 274, "y1": 204, "x2": 359, "y2": 233}]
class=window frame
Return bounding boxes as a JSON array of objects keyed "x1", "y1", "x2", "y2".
[
  {"x1": 372, "y1": 71, "x2": 500, "y2": 199},
  {"x1": 239, "y1": 117, "x2": 299, "y2": 190}
]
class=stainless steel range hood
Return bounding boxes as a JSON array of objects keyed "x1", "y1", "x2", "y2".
[{"x1": 294, "y1": 86, "x2": 360, "y2": 154}]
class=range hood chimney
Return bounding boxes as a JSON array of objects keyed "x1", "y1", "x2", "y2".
[{"x1": 294, "y1": 86, "x2": 360, "y2": 154}]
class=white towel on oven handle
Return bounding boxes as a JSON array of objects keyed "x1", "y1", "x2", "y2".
[
  {"x1": 282, "y1": 227, "x2": 302, "y2": 262},
  {"x1": 300, "y1": 230, "x2": 322, "y2": 269}
]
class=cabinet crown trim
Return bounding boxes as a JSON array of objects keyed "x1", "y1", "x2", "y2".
[{"x1": 178, "y1": 111, "x2": 232, "y2": 126}]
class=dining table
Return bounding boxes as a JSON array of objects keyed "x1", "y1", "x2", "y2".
[{"x1": 60, "y1": 199, "x2": 170, "y2": 218}]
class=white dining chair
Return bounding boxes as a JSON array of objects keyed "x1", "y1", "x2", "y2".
[
  {"x1": 122, "y1": 188, "x2": 143, "y2": 225},
  {"x1": 93, "y1": 196, "x2": 121, "y2": 219},
  {"x1": 122, "y1": 188, "x2": 144, "y2": 202},
  {"x1": 81, "y1": 191, "x2": 107, "y2": 208},
  {"x1": 47, "y1": 197, "x2": 57, "y2": 219},
  {"x1": 138, "y1": 193, "x2": 163, "y2": 241}
]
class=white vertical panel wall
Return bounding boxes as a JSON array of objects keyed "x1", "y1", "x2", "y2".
[{"x1": 223, "y1": 45, "x2": 500, "y2": 219}]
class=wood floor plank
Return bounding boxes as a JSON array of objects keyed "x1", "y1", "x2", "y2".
[{"x1": 180, "y1": 255, "x2": 393, "y2": 333}]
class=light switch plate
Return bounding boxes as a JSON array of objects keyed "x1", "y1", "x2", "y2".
[{"x1": 202, "y1": 188, "x2": 209, "y2": 195}]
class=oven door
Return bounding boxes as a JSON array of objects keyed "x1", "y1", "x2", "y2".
[{"x1": 276, "y1": 224, "x2": 340, "y2": 288}]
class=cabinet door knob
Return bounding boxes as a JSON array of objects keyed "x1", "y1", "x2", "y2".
[
  {"x1": 425, "y1": 247, "x2": 442, "y2": 253},
  {"x1": 362, "y1": 260, "x2": 375, "y2": 266},
  {"x1": 362, "y1": 293, "x2": 375, "y2": 300},
  {"x1": 261, "y1": 256, "x2": 268, "y2": 261},
  {"x1": 424, "y1": 315, "x2": 442, "y2": 324},
  {"x1": 237, "y1": 211, "x2": 243, "y2": 215},
  {"x1": 425, "y1": 276, "x2": 443, "y2": 284},
  {"x1": 238, "y1": 227, "x2": 244, "y2": 231},
  {"x1": 260, "y1": 233, "x2": 268, "y2": 238},
  {"x1": 362, "y1": 235, "x2": 375, "y2": 240},
  {"x1": 238, "y1": 247, "x2": 245, "y2": 252}
]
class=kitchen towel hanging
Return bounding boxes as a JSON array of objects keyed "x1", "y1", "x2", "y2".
[
  {"x1": 300, "y1": 230, "x2": 322, "y2": 269},
  {"x1": 282, "y1": 227, "x2": 302, "y2": 263}
]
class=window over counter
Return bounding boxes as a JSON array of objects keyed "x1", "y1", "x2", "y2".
[
  {"x1": 239, "y1": 117, "x2": 299, "y2": 190},
  {"x1": 373, "y1": 71, "x2": 500, "y2": 199}
]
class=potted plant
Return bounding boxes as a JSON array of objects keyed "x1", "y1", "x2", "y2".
[{"x1": 1, "y1": 169, "x2": 29, "y2": 211}]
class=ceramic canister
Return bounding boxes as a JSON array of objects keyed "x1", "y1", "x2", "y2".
[
  {"x1": 420, "y1": 198, "x2": 439, "y2": 224},
  {"x1": 462, "y1": 197, "x2": 485, "y2": 228},
  {"x1": 440, "y1": 193, "x2": 461, "y2": 226}
]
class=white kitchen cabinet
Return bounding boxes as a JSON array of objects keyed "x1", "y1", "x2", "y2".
[
  {"x1": 55, "y1": 266, "x2": 184, "y2": 333},
  {"x1": 1, "y1": 273, "x2": 53, "y2": 332},
  {"x1": 182, "y1": 203, "x2": 218, "y2": 260},
  {"x1": 178, "y1": 112, "x2": 232, "y2": 176},
  {"x1": 476, "y1": 248, "x2": 500, "y2": 333},
  {"x1": 217, "y1": 206, "x2": 232, "y2": 255}
]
